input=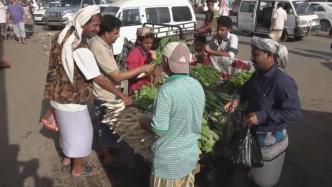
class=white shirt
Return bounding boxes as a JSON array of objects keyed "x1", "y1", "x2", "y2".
[
  {"x1": 0, "y1": 2, "x2": 6, "y2": 23},
  {"x1": 51, "y1": 48, "x2": 101, "y2": 112},
  {"x1": 272, "y1": 7, "x2": 287, "y2": 30}
]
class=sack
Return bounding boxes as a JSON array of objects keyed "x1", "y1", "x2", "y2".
[
  {"x1": 40, "y1": 108, "x2": 59, "y2": 132},
  {"x1": 231, "y1": 127, "x2": 264, "y2": 170}
]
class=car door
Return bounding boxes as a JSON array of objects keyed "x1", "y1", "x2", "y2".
[
  {"x1": 113, "y1": 8, "x2": 141, "y2": 55},
  {"x1": 238, "y1": 0, "x2": 258, "y2": 32}
]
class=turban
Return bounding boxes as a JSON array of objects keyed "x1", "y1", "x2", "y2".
[
  {"x1": 57, "y1": 5, "x2": 100, "y2": 84},
  {"x1": 250, "y1": 37, "x2": 288, "y2": 69}
]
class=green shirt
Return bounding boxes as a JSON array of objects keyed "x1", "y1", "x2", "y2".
[{"x1": 151, "y1": 74, "x2": 205, "y2": 179}]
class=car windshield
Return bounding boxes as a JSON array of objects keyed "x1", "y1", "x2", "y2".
[
  {"x1": 61, "y1": 0, "x2": 81, "y2": 7},
  {"x1": 102, "y1": 6, "x2": 119, "y2": 16},
  {"x1": 293, "y1": 1, "x2": 313, "y2": 15}
]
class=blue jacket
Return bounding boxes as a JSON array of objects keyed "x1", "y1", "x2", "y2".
[{"x1": 234, "y1": 65, "x2": 302, "y2": 133}]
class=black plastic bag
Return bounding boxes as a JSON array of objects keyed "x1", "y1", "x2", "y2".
[{"x1": 231, "y1": 127, "x2": 264, "y2": 170}]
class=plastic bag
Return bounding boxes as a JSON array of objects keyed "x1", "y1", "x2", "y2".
[
  {"x1": 231, "y1": 127, "x2": 263, "y2": 170},
  {"x1": 40, "y1": 108, "x2": 58, "y2": 132}
]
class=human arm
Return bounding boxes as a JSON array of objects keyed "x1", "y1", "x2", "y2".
[
  {"x1": 93, "y1": 75, "x2": 132, "y2": 105},
  {"x1": 110, "y1": 64, "x2": 155, "y2": 82},
  {"x1": 205, "y1": 36, "x2": 238, "y2": 58},
  {"x1": 251, "y1": 76, "x2": 302, "y2": 126},
  {"x1": 150, "y1": 87, "x2": 171, "y2": 136},
  {"x1": 73, "y1": 48, "x2": 132, "y2": 106}
]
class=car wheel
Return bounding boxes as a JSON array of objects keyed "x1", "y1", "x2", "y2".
[{"x1": 320, "y1": 20, "x2": 331, "y2": 33}]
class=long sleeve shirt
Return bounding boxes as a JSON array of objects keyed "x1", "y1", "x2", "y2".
[{"x1": 234, "y1": 65, "x2": 301, "y2": 133}]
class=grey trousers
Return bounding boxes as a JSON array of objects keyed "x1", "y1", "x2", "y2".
[{"x1": 250, "y1": 152, "x2": 286, "y2": 187}]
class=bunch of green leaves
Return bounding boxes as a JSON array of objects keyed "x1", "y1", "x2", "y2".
[
  {"x1": 199, "y1": 117, "x2": 220, "y2": 153},
  {"x1": 132, "y1": 85, "x2": 158, "y2": 111},
  {"x1": 222, "y1": 72, "x2": 253, "y2": 94},
  {"x1": 151, "y1": 36, "x2": 179, "y2": 65},
  {"x1": 191, "y1": 64, "x2": 220, "y2": 87}
]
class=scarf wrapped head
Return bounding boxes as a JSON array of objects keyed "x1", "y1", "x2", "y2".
[
  {"x1": 250, "y1": 37, "x2": 288, "y2": 69},
  {"x1": 57, "y1": 5, "x2": 100, "y2": 84}
]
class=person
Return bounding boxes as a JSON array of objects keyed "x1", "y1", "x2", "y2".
[
  {"x1": 43, "y1": 5, "x2": 132, "y2": 177},
  {"x1": 195, "y1": 0, "x2": 217, "y2": 36},
  {"x1": 126, "y1": 26, "x2": 156, "y2": 94},
  {"x1": 22, "y1": 0, "x2": 33, "y2": 38},
  {"x1": 88, "y1": 15, "x2": 155, "y2": 166},
  {"x1": 140, "y1": 42, "x2": 205, "y2": 187},
  {"x1": 225, "y1": 37, "x2": 301, "y2": 187},
  {"x1": 0, "y1": 0, "x2": 7, "y2": 40},
  {"x1": 191, "y1": 34, "x2": 207, "y2": 65},
  {"x1": 269, "y1": 3, "x2": 287, "y2": 41},
  {"x1": 205, "y1": 16, "x2": 239, "y2": 79},
  {"x1": 7, "y1": 0, "x2": 26, "y2": 44}
]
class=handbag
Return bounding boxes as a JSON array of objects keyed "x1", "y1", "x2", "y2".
[
  {"x1": 40, "y1": 108, "x2": 59, "y2": 132},
  {"x1": 231, "y1": 127, "x2": 264, "y2": 170}
]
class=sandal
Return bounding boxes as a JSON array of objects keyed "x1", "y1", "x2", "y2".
[{"x1": 72, "y1": 166, "x2": 100, "y2": 177}]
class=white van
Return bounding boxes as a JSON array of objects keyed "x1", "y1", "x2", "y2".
[
  {"x1": 237, "y1": 0, "x2": 320, "y2": 41},
  {"x1": 102, "y1": 0, "x2": 196, "y2": 55}
]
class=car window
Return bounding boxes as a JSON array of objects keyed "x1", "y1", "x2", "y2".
[
  {"x1": 102, "y1": 6, "x2": 119, "y2": 16},
  {"x1": 61, "y1": 0, "x2": 81, "y2": 7},
  {"x1": 293, "y1": 1, "x2": 313, "y2": 15},
  {"x1": 240, "y1": 1, "x2": 256, "y2": 13},
  {"x1": 122, "y1": 9, "x2": 141, "y2": 26},
  {"x1": 172, "y1": 6, "x2": 192, "y2": 22},
  {"x1": 145, "y1": 7, "x2": 170, "y2": 24}
]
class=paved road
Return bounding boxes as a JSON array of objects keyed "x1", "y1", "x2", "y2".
[{"x1": 0, "y1": 24, "x2": 331, "y2": 187}]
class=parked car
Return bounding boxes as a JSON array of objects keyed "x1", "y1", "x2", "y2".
[
  {"x1": 33, "y1": 1, "x2": 61, "y2": 24},
  {"x1": 102, "y1": 0, "x2": 196, "y2": 55},
  {"x1": 44, "y1": 0, "x2": 96, "y2": 30},
  {"x1": 237, "y1": 0, "x2": 320, "y2": 41},
  {"x1": 309, "y1": 2, "x2": 332, "y2": 33}
]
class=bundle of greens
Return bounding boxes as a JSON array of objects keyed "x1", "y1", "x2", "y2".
[
  {"x1": 191, "y1": 64, "x2": 220, "y2": 87},
  {"x1": 151, "y1": 36, "x2": 179, "y2": 65},
  {"x1": 222, "y1": 72, "x2": 253, "y2": 94},
  {"x1": 132, "y1": 85, "x2": 158, "y2": 111},
  {"x1": 199, "y1": 117, "x2": 220, "y2": 153}
]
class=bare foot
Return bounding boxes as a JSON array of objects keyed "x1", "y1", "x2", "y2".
[
  {"x1": 62, "y1": 157, "x2": 71, "y2": 166},
  {"x1": 71, "y1": 166, "x2": 99, "y2": 177}
]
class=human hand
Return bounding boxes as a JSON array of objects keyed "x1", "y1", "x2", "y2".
[
  {"x1": 224, "y1": 99, "x2": 239, "y2": 112},
  {"x1": 121, "y1": 95, "x2": 133, "y2": 106},
  {"x1": 139, "y1": 117, "x2": 151, "y2": 132},
  {"x1": 150, "y1": 50, "x2": 157, "y2": 60},
  {"x1": 244, "y1": 112, "x2": 259, "y2": 127}
]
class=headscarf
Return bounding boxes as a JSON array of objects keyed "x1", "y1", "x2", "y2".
[
  {"x1": 57, "y1": 5, "x2": 100, "y2": 84},
  {"x1": 250, "y1": 37, "x2": 288, "y2": 69}
]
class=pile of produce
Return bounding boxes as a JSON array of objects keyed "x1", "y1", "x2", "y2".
[
  {"x1": 101, "y1": 101, "x2": 156, "y2": 161},
  {"x1": 190, "y1": 64, "x2": 220, "y2": 87}
]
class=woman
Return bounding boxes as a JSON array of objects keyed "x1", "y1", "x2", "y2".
[{"x1": 126, "y1": 27, "x2": 156, "y2": 94}]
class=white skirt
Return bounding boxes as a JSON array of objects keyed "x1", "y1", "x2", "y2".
[{"x1": 55, "y1": 108, "x2": 93, "y2": 158}]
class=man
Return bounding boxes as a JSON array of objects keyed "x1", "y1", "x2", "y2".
[
  {"x1": 43, "y1": 5, "x2": 132, "y2": 177},
  {"x1": 205, "y1": 16, "x2": 239, "y2": 79},
  {"x1": 225, "y1": 37, "x2": 301, "y2": 187},
  {"x1": 195, "y1": 0, "x2": 217, "y2": 36},
  {"x1": 269, "y1": 3, "x2": 287, "y2": 41},
  {"x1": 140, "y1": 42, "x2": 205, "y2": 187},
  {"x1": 88, "y1": 15, "x2": 154, "y2": 166},
  {"x1": 7, "y1": 0, "x2": 26, "y2": 44}
]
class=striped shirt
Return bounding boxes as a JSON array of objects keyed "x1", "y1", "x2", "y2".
[{"x1": 151, "y1": 74, "x2": 205, "y2": 179}]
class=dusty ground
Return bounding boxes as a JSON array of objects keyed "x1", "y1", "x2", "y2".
[{"x1": 0, "y1": 24, "x2": 331, "y2": 187}]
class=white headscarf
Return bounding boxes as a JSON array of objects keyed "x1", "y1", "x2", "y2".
[{"x1": 57, "y1": 5, "x2": 100, "y2": 84}]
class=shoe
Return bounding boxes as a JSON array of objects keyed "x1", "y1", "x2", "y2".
[{"x1": 72, "y1": 166, "x2": 100, "y2": 177}]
